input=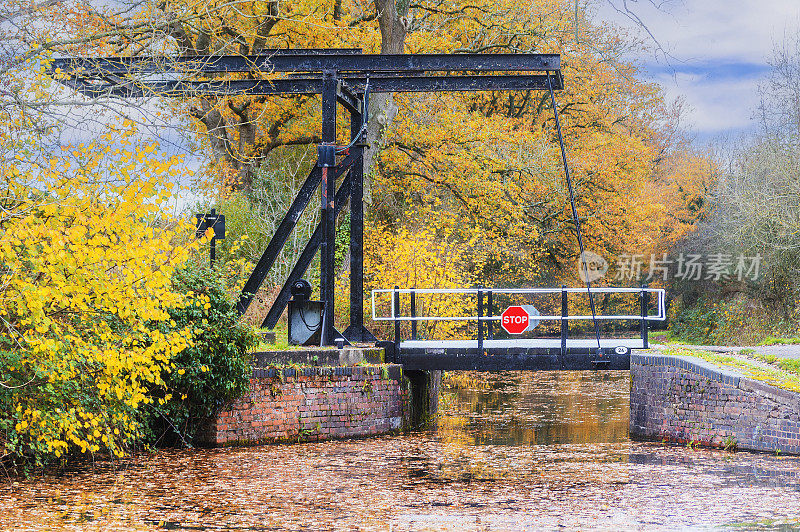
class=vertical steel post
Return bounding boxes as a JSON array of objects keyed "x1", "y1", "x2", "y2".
[
  {"x1": 320, "y1": 70, "x2": 337, "y2": 346},
  {"x1": 561, "y1": 285, "x2": 568, "y2": 357},
  {"x1": 487, "y1": 290, "x2": 493, "y2": 340},
  {"x1": 393, "y1": 286, "x2": 401, "y2": 348},
  {"x1": 477, "y1": 287, "x2": 484, "y2": 352},
  {"x1": 641, "y1": 284, "x2": 649, "y2": 349},
  {"x1": 348, "y1": 107, "x2": 365, "y2": 341},
  {"x1": 410, "y1": 289, "x2": 417, "y2": 340},
  {"x1": 209, "y1": 208, "x2": 216, "y2": 268}
]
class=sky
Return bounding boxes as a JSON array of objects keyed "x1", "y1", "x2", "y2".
[
  {"x1": 45, "y1": 0, "x2": 800, "y2": 184},
  {"x1": 597, "y1": 0, "x2": 800, "y2": 144}
]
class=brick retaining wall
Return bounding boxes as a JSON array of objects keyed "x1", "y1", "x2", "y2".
[
  {"x1": 198, "y1": 365, "x2": 409, "y2": 446},
  {"x1": 631, "y1": 352, "x2": 800, "y2": 454}
]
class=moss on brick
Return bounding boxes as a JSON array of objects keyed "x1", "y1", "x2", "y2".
[{"x1": 660, "y1": 346, "x2": 800, "y2": 393}]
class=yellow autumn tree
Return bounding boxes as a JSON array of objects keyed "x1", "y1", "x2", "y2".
[
  {"x1": 372, "y1": 0, "x2": 703, "y2": 295},
  {"x1": 362, "y1": 209, "x2": 476, "y2": 340},
  {"x1": 0, "y1": 118, "x2": 199, "y2": 465},
  {"x1": 17, "y1": 0, "x2": 716, "y2": 331}
]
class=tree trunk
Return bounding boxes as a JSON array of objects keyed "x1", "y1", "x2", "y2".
[
  {"x1": 364, "y1": 0, "x2": 410, "y2": 202},
  {"x1": 166, "y1": 0, "x2": 409, "y2": 196}
]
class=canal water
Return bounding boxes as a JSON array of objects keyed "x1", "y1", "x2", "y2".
[{"x1": 3, "y1": 371, "x2": 800, "y2": 531}]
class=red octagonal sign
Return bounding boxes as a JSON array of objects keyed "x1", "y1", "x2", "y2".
[{"x1": 501, "y1": 305, "x2": 529, "y2": 334}]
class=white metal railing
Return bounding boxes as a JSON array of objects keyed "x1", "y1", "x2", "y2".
[{"x1": 371, "y1": 287, "x2": 666, "y2": 322}]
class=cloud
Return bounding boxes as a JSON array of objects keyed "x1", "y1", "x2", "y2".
[
  {"x1": 598, "y1": 0, "x2": 800, "y2": 63},
  {"x1": 644, "y1": 61, "x2": 770, "y2": 134},
  {"x1": 595, "y1": 0, "x2": 800, "y2": 140}
]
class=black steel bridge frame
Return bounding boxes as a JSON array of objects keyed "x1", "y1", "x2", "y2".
[
  {"x1": 382, "y1": 286, "x2": 654, "y2": 371},
  {"x1": 51, "y1": 49, "x2": 566, "y2": 348}
]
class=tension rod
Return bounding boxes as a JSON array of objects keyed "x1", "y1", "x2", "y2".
[{"x1": 547, "y1": 72, "x2": 603, "y2": 356}]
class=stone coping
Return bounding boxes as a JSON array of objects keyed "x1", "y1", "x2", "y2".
[
  {"x1": 632, "y1": 351, "x2": 800, "y2": 414},
  {"x1": 249, "y1": 363, "x2": 403, "y2": 381},
  {"x1": 252, "y1": 346, "x2": 384, "y2": 367}
]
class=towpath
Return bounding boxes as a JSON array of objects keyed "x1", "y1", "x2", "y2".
[{"x1": 664, "y1": 343, "x2": 800, "y2": 360}]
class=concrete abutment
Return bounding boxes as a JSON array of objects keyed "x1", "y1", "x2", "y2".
[{"x1": 406, "y1": 369, "x2": 441, "y2": 428}]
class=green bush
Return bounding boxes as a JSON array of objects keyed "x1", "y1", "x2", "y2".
[
  {"x1": 668, "y1": 298, "x2": 720, "y2": 344},
  {"x1": 668, "y1": 294, "x2": 799, "y2": 345},
  {"x1": 144, "y1": 264, "x2": 258, "y2": 446}
]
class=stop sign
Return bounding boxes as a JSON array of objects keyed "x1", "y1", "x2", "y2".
[{"x1": 501, "y1": 305, "x2": 529, "y2": 334}]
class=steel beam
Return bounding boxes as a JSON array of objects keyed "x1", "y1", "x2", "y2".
[
  {"x1": 336, "y1": 83, "x2": 361, "y2": 114},
  {"x1": 320, "y1": 71, "x2": 338, "y2": 345},
  {"x1": 52, "y1": 53, "x2": 560, "y2": 76},
  {"x1": 236, "y1": 150, "x2": 358, "y2": 315},
  {"x1": 236, "y1": 166, "x2": 319, "y2": 315},
  {"x1": 49, "y1": 49, "x2": 570, "y2": 353},
  {"x1": 398, "y1": 349, "x2": 631, "y2": 371},
  {"x1": 67, "y1": 74, "x2": 563, "y2": 98},
  {"x1": 345, "y1": 110, "x2": 366, "y2": 342}
]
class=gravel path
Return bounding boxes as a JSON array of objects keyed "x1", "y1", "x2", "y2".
[{"x1": 661, "y1": 343, "x2": 800, "y2": 359}]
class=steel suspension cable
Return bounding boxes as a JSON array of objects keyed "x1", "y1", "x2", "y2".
[
  {"x1": 336, "y1": 77, "x2": 370, "y2": 154},
  {"x1": 547, "y1": 73, "x2": 603, "y2": 354}
]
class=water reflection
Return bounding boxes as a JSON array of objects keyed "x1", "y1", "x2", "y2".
[
  {"x1": 627, "y1": 452, "x2": 800, "y2": 491},
  {"x1": 3, "y1": 371, "x2": 800, "y2": 531},
  {"x1": 439, "y1": 371, "x2": 630, "y2": 446}
]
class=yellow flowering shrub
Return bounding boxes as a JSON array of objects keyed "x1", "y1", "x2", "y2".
[
  {"x1": 363, "y1": 211, "x2": 474, "y2": 340},
  {"x1": 0, "y1": 126, "x2": 198, "y2": 466}
]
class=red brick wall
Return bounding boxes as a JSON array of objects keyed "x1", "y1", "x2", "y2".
[
  {"x1": 199, "y1": 365, "x2": 409, "y2": 446},
  {"x1": 631, "y1": 353, "x2": 800, "y2": 454}
]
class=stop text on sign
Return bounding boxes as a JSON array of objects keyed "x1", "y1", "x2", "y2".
[{"x1": 500, "y1": 305, "x2": 529, "y2": 334}]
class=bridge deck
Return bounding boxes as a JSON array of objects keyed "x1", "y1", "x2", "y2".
[
  {"x1": 401, "y1": 338, "x2": 644, "y2": 349},
  {"x1": 397, "y1": 338, "x2": 641, "y2": 371}
]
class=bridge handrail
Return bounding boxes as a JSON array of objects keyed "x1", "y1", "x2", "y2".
[{"x1": 371, "y1": 286, "x2": 666, "y2": 322}]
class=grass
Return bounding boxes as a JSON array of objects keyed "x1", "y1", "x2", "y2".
[
  {"x1": 756, "y1": 336, "x2": 800, "y2": 346},
  {"x1": 661, "y1": 346, "x2": 800, "y2": 393},
  {"x1": 254, "y1": 322, "x2": 289, "y2": 351},
  {"x1": 251, "y1": 322, "x2": 347, "y2": 352},
  {"x1": 751, "y1": 352, "x2": 800, "y2": 377}
]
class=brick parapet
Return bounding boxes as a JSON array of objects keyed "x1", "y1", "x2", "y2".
[
  {"x1": 198, "y1": 364, "x2": 409, "y2": 447},
  {"x1": 630, "y1": 352, "x2": 800, "y2": 454}
]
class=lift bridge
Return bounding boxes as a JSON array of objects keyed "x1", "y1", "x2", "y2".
[
  {"x1": 51, "y1": 48, "x2": 666, "y2": 371},
  {"x1": 372, "y1": 286, "x2": 665, "y2": 371}
]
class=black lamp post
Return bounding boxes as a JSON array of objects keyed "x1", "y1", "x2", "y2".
[{"x1": 195, "y1": 208, "x2": 226, "y2": 268}]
